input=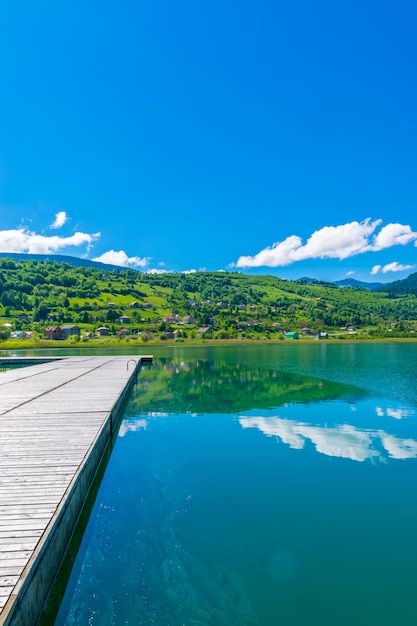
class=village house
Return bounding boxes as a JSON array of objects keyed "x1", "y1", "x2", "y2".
[
  {"x1": 61, "y1": 325, "x2": 81, "y2": 339},
  {"x1": 96, "y1": 326, "x2": 110, "y2": 336},
  {"x1": 183, "y1": 315, "x2": 194, "y2": 325},
  {"x1": 43, "y1": 326, "x2": 65, "y2": 340},
  {"x1": 10, "y1": 331, "x2": 29, "y2": 339},
  {"x1": 129, "y1": 301, "x2": 139, "y2": 308},
  {"x1": 142, "y1": 302, "x2": 153, "y2": 309},
  {"x1": 163, "y1": 314, "x2": 180, "y2": 323},
  {"x1": 119, "y1": 315, "x2": 130, "y2": 324},
  {"x1": 197, "y1": 327, "x2": 212, "y2": 337}
]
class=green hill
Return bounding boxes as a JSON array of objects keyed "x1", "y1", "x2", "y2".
[
  {"x1": 1, "y1": 254, "x2": 417, "y2": 343},
  {"x1": 380, "y1": 272, "x2": 417, "y2": 296}
]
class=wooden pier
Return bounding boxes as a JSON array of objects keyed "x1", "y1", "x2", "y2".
[{"x1": 0, "y1": 355, "x2": 152, "y2": 626}]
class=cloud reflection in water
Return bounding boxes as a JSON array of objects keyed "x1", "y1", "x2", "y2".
[
  {"x1": 239, "y1": 415, "x2": 417, "y2": 462},
  {"x1": 375, "y1": 406, "x2": 415, "y2": 419}
]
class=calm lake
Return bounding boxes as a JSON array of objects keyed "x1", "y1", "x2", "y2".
[{"x1": 21, "y1": 343, "x2": 416, "y2": 625}]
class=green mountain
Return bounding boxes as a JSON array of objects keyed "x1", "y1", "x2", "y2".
[
  {"x1": 1, "y1": 253, "x2": 417, "y2": 341},
  {"x1": 0, "y1": 252, "x2": 126, "y2": 272},
  {"x1": 334, "y1": 277, "x2": 384, "y2": 290},
  {"x1": 380, "y1": 272, "x2": 417, "y2": 296}
]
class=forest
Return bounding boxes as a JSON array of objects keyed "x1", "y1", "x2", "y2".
[{"x1": 1, "y1": 255, "x2": 417, "y2": 344}]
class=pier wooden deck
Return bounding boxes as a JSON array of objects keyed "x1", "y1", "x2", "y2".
[{"x1": 0, "y1": 355, "x2": 151, "y2": 626}]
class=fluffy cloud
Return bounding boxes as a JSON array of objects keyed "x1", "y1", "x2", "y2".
[
  {"x1": 375, "y1": 406, "x2": 415, "y2": 419},
  {"x1": 378, "y1": 433, "x2": 417, "y2": 459},
  {"x1": 118, "y1": 419, "x2": 148, "y2": 436},
  {"x1": 239, "y1": 415, "x2": 417, "y2": 461},
  {"x1": 50, "y1": 211, "x2": 68, "y2": 229},
  {"x1": 239, "y1": 416, "x2": 378, "y2": 462},
  {"x1": 233, "y1": 234, "x2": 303, "y2": 268},
  {"x1": 92, "y1": 249, "x2": 149, "y2": 268},
  {"x1": 371, "y1": 261, "x2": 415, "y2": 275},
  {"x1": 145, "y1": 268, "x2": 171, "y2": 274},
  {"x1": 233, "y1": 218, "x2": 417, "y2": 268},
  {"x1": 371, "y1": 223, "x2": 417, "y2": 250},
  {"x1": 0, "y1": 227, "x2": 100, "y2": 254}
]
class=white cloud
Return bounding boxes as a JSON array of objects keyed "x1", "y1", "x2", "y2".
[
  {"x1": 239, "y1": 416, "x2": 379, "y2": 462},
  {"x1": 118, "y1": 419, "x2": 147, "y2": 437},
  {"x1": 182, "y1": 267, "x2": 208, "y2": 273},
  {"x1": 145, "y1": 268, "x2": 172, "y2": 274},
  {"x1": 92, "y1": 249, "x2": 149, "y2": 268},
  {"x1": 232, "y1": 234, "x2": 302, "y2": 268},
  {"x1": 295, "y1": 219, "x2": 380, "y2": 261},
  {"x1": 232, "y1": 218, "x2": 417, "y2": 269},
  {"x1": 50, "y1": 211, "x2": 68, "y2": 229},
  {"x1": 0, "y1": 227, "x2": 100, "y2": 254},
  {"x1": 375, "y1": 406, "x2": 415, "y2": 419},
  {"x1": 346, "y1": 271, "x2": 355, "y2": 276},
  {"x1": 371, "y1": 261, "x2": 415, "y2": 275},
  {"x1": 239, "y1": 414, "x2": 417, "y2": 462},
  {"x1": 371, "y1": 223, "x2": 417, "y2": 250},
  {"x1": 378, "y1": 433, "x2": 417, "y2": 459}
]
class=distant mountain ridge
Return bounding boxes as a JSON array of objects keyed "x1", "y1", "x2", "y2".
[
  {"x1": 333, "y1": 277, "x2": 384, "y2": 291},
  {"x1": 0, "y1": 252, "x2": 128, "y2": 273},
  {"x1": 380, "y1": 271, "x2": 417, "y2": 295},
  {"x1": 295, "y1": 276, "x2": 385, "y2": 290}
]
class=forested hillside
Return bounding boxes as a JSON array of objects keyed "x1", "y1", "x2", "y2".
[
  {"x1": 381, "y1": 272, "x2": 417, "y2": 295},
  {"x1": 1, "y1": 256, "x2": 417, "y2": 343}
]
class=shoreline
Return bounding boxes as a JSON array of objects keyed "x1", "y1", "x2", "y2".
[{"x1": 2, "y1": 335, "x2": 417, "y2": 352}]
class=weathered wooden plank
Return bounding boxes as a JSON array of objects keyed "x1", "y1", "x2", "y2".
[
  {"x1": 0, "y1": 542, "x2": 39, "y2": 553},
  {"x1": 0, "y1": 578, "x2": 19, "y2": 587},
  {"x1": 0, "y1": 532, "x2": 42, "y2": 540},
  {"x1": 0, "y1": 566, "x2": 24, "y2": 576},
  {"x1": 0, "y1": 552, "x2": 33, "y2": 561},
  {"x1": 0, "y1": 512, "x2": 52, "y2": 519},
  {"x1": 0, "y1": 521, "x2": 51, "y2": 531}
]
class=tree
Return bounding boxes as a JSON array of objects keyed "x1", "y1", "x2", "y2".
[
  {"x1": 34, "y1": 304, "x2": 49, "y2": 322},
  {"x1": 0, "y1": 327, "x2": 10, "y2": 342},
  {"x1": 106, "y1": 308, "x2": 121, "y2": 322}
]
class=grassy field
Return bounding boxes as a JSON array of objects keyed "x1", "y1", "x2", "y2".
[{"x1": 2, "y1": 334, "x2": 417, "y2": 353}]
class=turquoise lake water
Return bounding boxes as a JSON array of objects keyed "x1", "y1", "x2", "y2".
[{"x1": 25, "y1": 343, "x2": 417, "y2": 625}]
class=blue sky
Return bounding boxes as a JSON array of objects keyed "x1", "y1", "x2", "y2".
[{"x1": 1, "y1": 0, "x2": 417, "y2": 282}]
